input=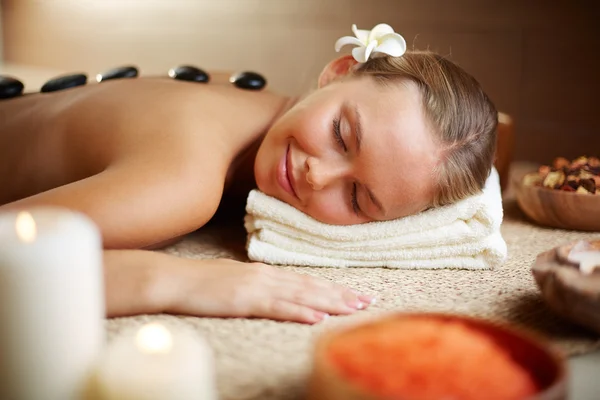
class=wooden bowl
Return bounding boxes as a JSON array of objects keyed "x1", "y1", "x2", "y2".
[
  {"x1": 514, "y1": 168, "x2": 600, "y2": 231},
  {"x1": 307, "y1": 313, "x2": 567, "y2": 400},
  {"x1": 495, "y1": 112, "x2": 515, "y2": 192},
  {"x1": 532, "y1": 240, "x2": 600, "y2": 334}
]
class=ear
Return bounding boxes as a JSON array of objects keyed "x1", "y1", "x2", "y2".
[{"x1": 318, "y1": 55, "x2": 358, "y2": 88}]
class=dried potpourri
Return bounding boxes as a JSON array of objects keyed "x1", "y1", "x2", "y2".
[{"x1": 523, "y1": 156, "x2": 600, "y2": 194}]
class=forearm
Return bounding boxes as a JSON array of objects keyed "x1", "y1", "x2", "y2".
[
  {"x1": 102, "y1": 249, "x2": 373, "y2": 324},
  {"x1": 103, "y1": 249, "x2": 183, "y2": 318}
]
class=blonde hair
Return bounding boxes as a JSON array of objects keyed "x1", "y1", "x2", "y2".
[{"x1": 351, "y1": 51, "x2": 498, "y2": 207}]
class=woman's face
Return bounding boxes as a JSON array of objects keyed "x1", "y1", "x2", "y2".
[{"x1": 254, "y1": 76, "x2": 441, "y2": 225}]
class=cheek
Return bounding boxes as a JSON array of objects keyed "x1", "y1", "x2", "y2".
[
  {"x1": 288, "y1": 112, "x2": 332, "y2": 155},
  {"x1": 254, "y1": 131, "x2": 282, "y2": 193},
  {"x1": 253, "y1": 146, "x2": 270, "y2": 193},
  {"x1": 304, "y1": 191, "x2": 362, "y2": 225}
]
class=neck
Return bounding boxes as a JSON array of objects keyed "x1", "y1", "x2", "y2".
[
  {"x1": 224, "y1": 136, "x2": 263, "y2": 197},
  {"x1": 224, "y1": 94, "x2": 300, "y2": 197}
]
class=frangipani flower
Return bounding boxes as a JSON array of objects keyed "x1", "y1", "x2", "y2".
[{"x1": 335, "y1": 23, "x2": 407, "y2": 63}]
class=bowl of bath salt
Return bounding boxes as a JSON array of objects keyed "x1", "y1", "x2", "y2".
[
  {"x1": 307, "y1": 313, "x2": 566, "y2": 400},
  {"x1": 532, "y1": 239, "x2": 600, "y2": 335}
]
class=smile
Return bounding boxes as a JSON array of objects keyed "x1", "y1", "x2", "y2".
[{"x1": 277, "y1": 143, "x2": 298, "y2": 199}]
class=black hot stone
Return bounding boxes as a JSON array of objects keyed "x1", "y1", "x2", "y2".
[
  {"x1": 230, "y1": 71, "x2": 266, "y2": 90},
  {"x1": 168, "y1": 66, "x2": 210, "y2": 83},
  {"x1": 97, "y1": 66, "x2": 139, "y2": 82},
  {"x1": 41, "y1": 74, "x2": 87, "y2": 93},
  {"x1": 0, "y1": 76, "x2": 25, "y2": 99}
]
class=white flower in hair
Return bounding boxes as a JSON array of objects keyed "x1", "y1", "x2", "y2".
[{"x1": 335, "y1": 23, "x2": 407, "y2": 63}]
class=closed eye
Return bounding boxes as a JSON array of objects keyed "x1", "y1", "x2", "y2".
[
  {"x1": 332, "y1": 115, "x2": 361, "y2": 215},
  {"x1": 332, "y1": 116, "x2": 347, "y2": 152},
  {"x1": 351, "y1": 183, "x2": 360, "y2": 215}
]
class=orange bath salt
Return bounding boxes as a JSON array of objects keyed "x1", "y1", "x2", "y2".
[{"x1": 328, "y1": 317, "x2": 538, "y2": 400}]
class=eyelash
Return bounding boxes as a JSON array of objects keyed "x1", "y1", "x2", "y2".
[
  {"x1": 332, "y1": 117, "x2": 360, "y2": 215},
  {"x1": 332, "y1": 117, "x2": 347, "y2": 152},
  {"x1": 351, "y1": 183, "x2": 360, "y2": 215}
]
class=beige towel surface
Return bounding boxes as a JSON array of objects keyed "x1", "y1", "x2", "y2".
[{"x1": 245, "y1": 168, "x2": 507, "y2": 269}]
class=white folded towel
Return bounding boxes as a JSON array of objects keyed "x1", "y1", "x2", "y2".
[{"x1": 244, "y1": 168, "x2": 507, "y2": 269}]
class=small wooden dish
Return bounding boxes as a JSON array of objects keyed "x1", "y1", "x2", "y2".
[
  {"x1": 307, "y1": 313, "x2": 567, "y2": 400},
  {"x1": 532, "y1": 240, "x2": 600, "y2": 334},
  {"x1": 494, "y1": 112, "x2": 515, "y2": 192},
  {"x1": 514, "y1": 169, "x2": 600, "y2": 231}
]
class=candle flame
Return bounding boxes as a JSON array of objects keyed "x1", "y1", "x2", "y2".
[
  {"x1": 15, "y1": 212, "x2": 37, "y2": 243},
  {"x1": 135, "y1": 323, "x2": 173, "y2": 354}
]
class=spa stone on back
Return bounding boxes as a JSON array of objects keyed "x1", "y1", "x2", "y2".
[
  {"x1": 0, "y1": 76, "x2": 25, "y2": 99},
  {"x1": 1, "y1": 66, "x2": 266, "y2": 97},
  {"x1": 0, "y1": 208, "x2": 105, "y2": 400},
  {"x1": 41, "y1": 73, "x2": 88, "y2": 93},
  {"x1": 168, "y1": 65, "x2": 210, "y2": 83},
  {"x1": 230, "y1": 71, "x2": 267, "y2": 90},
  {"x1": 96, "y1": 66, "x2": 139, "y2": 82}
]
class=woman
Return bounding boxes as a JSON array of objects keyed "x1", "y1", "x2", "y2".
[{"x1": 0, "y1": 37, "x2": 497, "y2": 324}]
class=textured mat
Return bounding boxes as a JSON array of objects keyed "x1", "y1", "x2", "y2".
[{"x1": 105, "y1": 194, "x2": 600, "y2": 400}]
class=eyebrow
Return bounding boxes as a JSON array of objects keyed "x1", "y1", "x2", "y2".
[
  {"x1": 351, "y1": 105, "x2": 386, "y2": 217},
  {"x1": 353, "y1": 105, "x2": 363, "y2": 154}
]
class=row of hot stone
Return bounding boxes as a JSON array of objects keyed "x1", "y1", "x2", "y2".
[{"x1": 0, "y1": 65, "x2": 267, "y2": 100}]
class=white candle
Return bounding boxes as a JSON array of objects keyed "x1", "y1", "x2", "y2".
[
  {"x1": 92, "y1": 322, "x2": 217, "y2": 400},
  {"x1": 0, "y1": 208, "x2": 105, "y2": 400}
]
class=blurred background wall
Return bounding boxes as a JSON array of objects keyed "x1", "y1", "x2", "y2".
[
  {"x1": 0, "y1": 0, "x2": 598, "y2": 163},
  {"x1": 0, "y1": 4, "x2": 3, "y2": 62}
]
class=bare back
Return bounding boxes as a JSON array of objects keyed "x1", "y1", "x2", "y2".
[{"x1": 0, "y1": 78, "x2": 287, "y2": 248}]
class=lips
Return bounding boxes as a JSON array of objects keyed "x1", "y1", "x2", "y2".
[
  {"x1": 277, "y1": 143, "x2": 298, "y2": 198},
  {"x1": 286, "y1": 144, "x2": 299, "y2": 198}
]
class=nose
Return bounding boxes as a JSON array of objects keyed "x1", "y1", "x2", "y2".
[{"x1": 305, "y1": 157, "x2": 352, "y2": 190}]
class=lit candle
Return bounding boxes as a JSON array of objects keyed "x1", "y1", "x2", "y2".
[
  {"x1": 92, "y1": 322, "x2": 216, "y2": 400},
  {"x1": 0, "y1": 208, "x2": 105, "y2": 400}
]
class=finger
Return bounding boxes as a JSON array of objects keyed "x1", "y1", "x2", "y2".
[
  {"x1": 293, "y1": 274, "x2": 379, "y2": 311},
  {"x1": 271, "y1": 270, "x2": 369, "y2": 309},
  {"x1": 260, "y1": 265, "x2": 377, "y2": 312},
  {"x1": 279, "y1": 283, "x2": 365, "y2": 316},
  {"x1": 252, "y1": 299, "x2": 329, "y2": 325},
  {"x1": 357, "y1": 294, "x2": 377, "y2": 306}
]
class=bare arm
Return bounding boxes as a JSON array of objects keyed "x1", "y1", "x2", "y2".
[
  {"x1": 0, "y1": 160, "x2": 224, "y2": 249},
  {"x1": 0, "y1": 162, "x2": 374, "y2": 322},
  {"x1": 0, "y1": 146, "x2": 374, "y2": 323},
  {"x1": 103, "y1": 249, "x2": 375, "y2": 323},
  {"x1": 103, "y1": 249, "x2": 175, "y2": 316}
]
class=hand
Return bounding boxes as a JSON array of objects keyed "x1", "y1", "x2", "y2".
[{"x1": 166, "y1": 258, "x2": 376, "y2": 324}]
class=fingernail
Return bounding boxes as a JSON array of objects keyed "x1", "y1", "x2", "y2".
[
  {"x1": 358, "y1": 294, "x2": 375, "y2": 304},
  {"x1": 346, "y1": 299, "x2": 363, "y2": 310},
  {"x1": 370, "y1": 298, "x2": 377, "y2": 305},
  {"x1": 315, "y1": 312, "x2": 329, "y2": 322}
]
